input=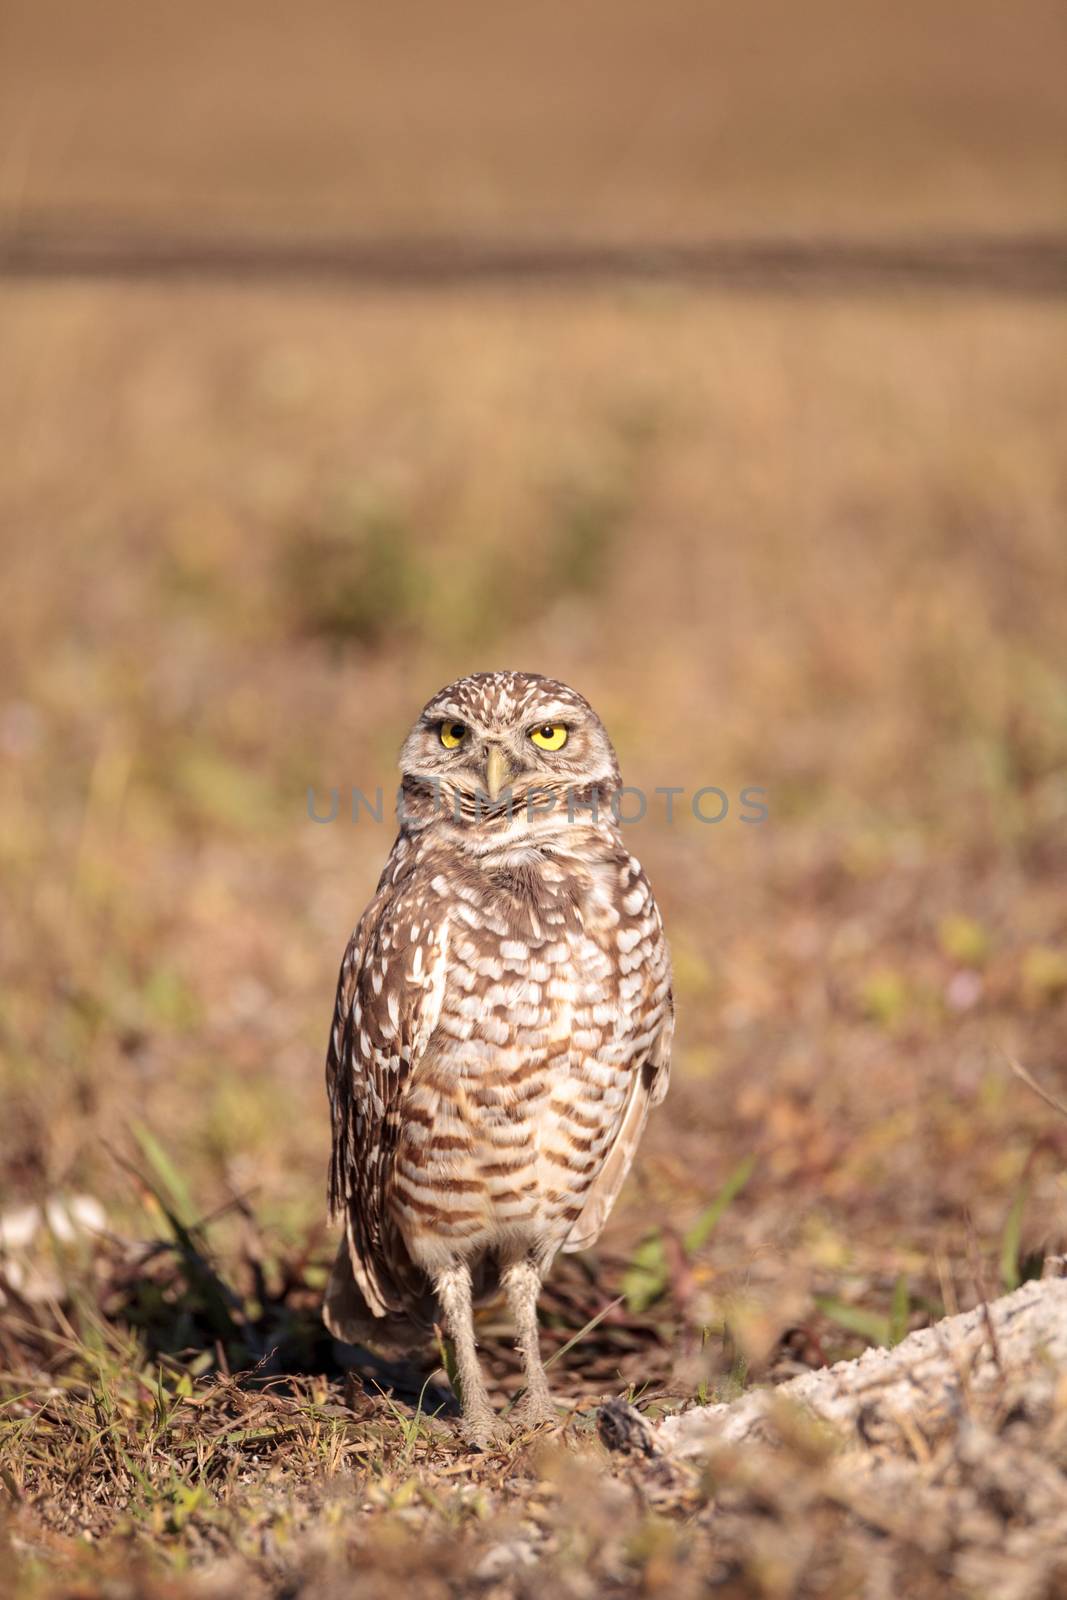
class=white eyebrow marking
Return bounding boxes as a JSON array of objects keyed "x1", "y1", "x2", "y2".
[{"x1": 524, "y1": 704, "x2": 572, "y2": 723}]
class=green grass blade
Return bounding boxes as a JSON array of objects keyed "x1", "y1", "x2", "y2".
[
  {"x1": 815, "y1": 1296, "x2": 892, "y2": 1348},
  {"x1": 1000, "y1": 1181, "x2": 1029, "y2": 1293},
  {"x1": 621, "y1": 1234, "x2": 667, "y2": 1313},
  {"x1": 684, "y1": 1156, "x2": 756, "y2": 1254},
  {"x1": 130, "y1": 1121, "x2": 196, "y2": 1225},
  {"x1": 888, "y1": 1275, "x2": 910, "y2": 1346}
]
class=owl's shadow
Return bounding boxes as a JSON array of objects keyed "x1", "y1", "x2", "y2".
[
  {"x1": 98, "y1": 1221, "x2": 462, "y2": 1416},
  {"x1": 99, "y1": 1207, "x2": 663, "y2": 1419},
  {"x1": 331, "y1": 1338, "x2": 462, "y2": 1418}
]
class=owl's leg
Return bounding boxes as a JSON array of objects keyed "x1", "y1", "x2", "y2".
[
  {"x1": 435, "y1": 1262, "x2": 503, "y2": 1449},
  {"x1": 502, "y1": 1257, "x2": 556, "y2": 1432}
]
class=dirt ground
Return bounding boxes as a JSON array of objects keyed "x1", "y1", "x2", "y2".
[{"x1": 2, "y1": 3, "x2": 1067, "y2": 1595}]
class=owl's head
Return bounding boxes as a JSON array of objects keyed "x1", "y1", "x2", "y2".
[{"x1": 399, "y1": 670, "x2": 621, "y2": 818}]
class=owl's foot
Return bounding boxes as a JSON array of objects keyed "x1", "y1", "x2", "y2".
[
  {"x1": 460, "y1": 1405, "x2": 510, "y2": 1451},
  {"x1": 510, "y1": 1391, "x2": 558, "y2": 1437},
  {"x1": 436, "y1": 1263, "x2": 509, "y2": 1450}
]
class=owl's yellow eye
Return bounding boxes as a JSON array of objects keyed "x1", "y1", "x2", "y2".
[
  {"x1": 439, "y1": 721, "x2": 466, "y2": 749},
  {"x1": 530, "y1": 723, "x2": 568, "y2": 751}
]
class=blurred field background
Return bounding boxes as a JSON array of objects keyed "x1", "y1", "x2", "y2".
[{"x1": 2, "y1": 2, "x2": 1067, "y2": 1595}]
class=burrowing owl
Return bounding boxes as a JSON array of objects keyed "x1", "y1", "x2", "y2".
[{"x1": 324, "y1": 670, "x2": 672, "y2": 1445}]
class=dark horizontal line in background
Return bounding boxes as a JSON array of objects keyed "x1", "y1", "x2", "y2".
[{"x1": 2, "y1": 222, "x2": 1067, "y2": 294}]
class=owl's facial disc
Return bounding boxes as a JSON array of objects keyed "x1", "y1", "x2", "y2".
[{"x1": 399, "y1": 672, "x2": 622, "y2": 823}]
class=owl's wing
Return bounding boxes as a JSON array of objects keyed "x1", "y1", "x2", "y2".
[
  {"x1": 559, "y1": 1003, "x2": 673, "y2": 1254},
  {"x1": 561, "y1": 867, "x2": 674, "y2": 1256},
  {"x1": 325, "y1": 840, "x2": 449, "y2": 1327}
]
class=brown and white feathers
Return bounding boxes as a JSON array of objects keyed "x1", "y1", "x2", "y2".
[{"x1": 323, "y1": 670, "x2": 673, "y2": 1360}]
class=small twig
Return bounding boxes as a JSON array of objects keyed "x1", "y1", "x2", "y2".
[
  {"x1": 544, "y1": 1295, "x2": 625, "y2": 1372},
  {"x1": 964, "y1": 1209, "x2": 1003, "y2": 1375},
  {"x1": 979, "y1": 1293, "x2": 1005, "y2": 1377},
  {"x1": 1007, "y1": 1054, "x2": 1067, "y2": 1122},
  {"x1": 934, "y1": 1248, "x2": 959, "y2": 1320},
  {"x1": 932, "y1": 1320, "x2": 973, "y2": 1420},
  {"x1": 887, "y1": 1403, "x2": 932, "y2": 1464}
]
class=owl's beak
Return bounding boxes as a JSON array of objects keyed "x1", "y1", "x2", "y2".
[{"x1": 483, "y1": 744, "x2": 513, "y2": 802}]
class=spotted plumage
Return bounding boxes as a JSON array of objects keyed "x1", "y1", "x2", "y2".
[{"x1": 324, "y1": 670, "x2": 673, "y2": 1445}]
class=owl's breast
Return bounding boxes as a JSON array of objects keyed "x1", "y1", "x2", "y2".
[{"x1": 385, "y1": 845, "x2": 668, "y2": 1277}]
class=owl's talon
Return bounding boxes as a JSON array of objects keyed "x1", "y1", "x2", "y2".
[
  {"x1": 460, "y1": 1410, "x2": 509, "y2": 1451},
  {"x1": 510, "y1": 1396, "x2": 558, "y2": 1437}
]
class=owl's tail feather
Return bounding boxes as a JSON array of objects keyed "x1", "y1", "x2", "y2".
[{"x1": 323, "y1": 1240, "x2": 434, "y2": 1359}]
